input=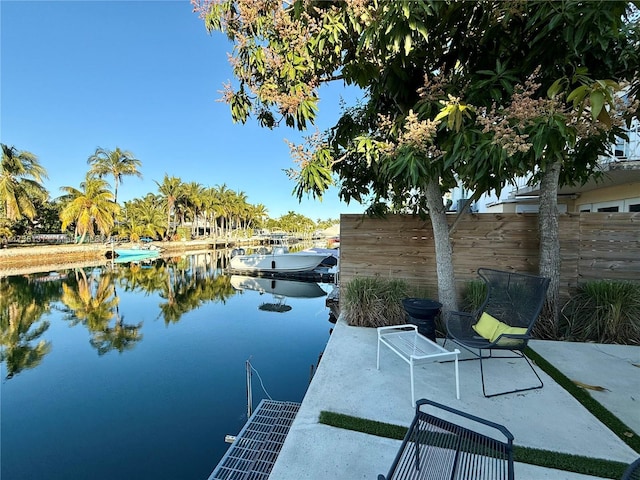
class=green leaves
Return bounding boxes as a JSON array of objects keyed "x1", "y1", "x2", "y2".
[
  {"x1": 547, "y1": 78, "x2": 568, "y2": 99},
  {"x1": 564, "y1": 78, "x2": 620, "y2": 127},
  {"x1": 387, "y1": 148, "x2": 429, "y2": 188},
  {"x1": 566, "y1": 85, "x2": 589, "y2": 104},
  {"x1": 590, "y1": 90, "x2": 605, "y2": 122},
  {"x1": 434, "y1": 98, "x2": 474, "y2": 133},
  {"x1": 292, "y1": 147, "x2": 334, "y2": 201},
  {"x1": 475, "y1": 60, "x2": 519, "y2": 102},
  {"x1": 229, "y1": 88, "x2": 252, "y2": 124}
]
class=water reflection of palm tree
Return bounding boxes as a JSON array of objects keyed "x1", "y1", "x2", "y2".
[
  {"x1": 60, "y1": 269, "x2": 142, "y2": 354},
  {"x1": 89, "y1": 286, "x2": 142, "y2": 355},
  {"x1": 115, "y1": 261, "x2": 168, "y2": 294},
  {"x1": 0, "y1": 279, "x2": 52, "y2": 379},
  {"x1": 157, "y1": 261, "x2": 236, "y2": 325},
  {"x1": 61, "y1": 271, "x2": 117, "y2": 331}
]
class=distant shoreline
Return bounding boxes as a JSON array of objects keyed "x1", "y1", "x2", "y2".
[{"x1": 0, "y1": 239, "x2": 230, "y2": 277}]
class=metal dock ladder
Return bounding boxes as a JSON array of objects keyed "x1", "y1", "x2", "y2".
[{"x1": 207, "y1": 399, "x2": 300, "y2": 480}]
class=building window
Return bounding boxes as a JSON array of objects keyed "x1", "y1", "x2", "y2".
[
  {"x1": 614, "y1": 140, "x2": 627, "y2": 158},
  {"x1": 624, "y1": 198, "x2": 640, "y2": 212},
  {"x1": 593, "y1": 201, "x2": 623, "y2": 212}
]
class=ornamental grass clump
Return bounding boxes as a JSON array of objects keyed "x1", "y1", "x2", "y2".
[
  {"x1": 342, "y1": 277, "x2": 428, "y2": 328},
  {"x1": 560, "y1": 280, "x2": 640, "y2": 344},
  {"x1": 461, "y1": 280, "x2": 487, "y2": 312}
]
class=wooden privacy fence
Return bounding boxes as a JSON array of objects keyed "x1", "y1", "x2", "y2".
[{"x1": 339, "y1": 212, "x2": 640, "y2": 301}]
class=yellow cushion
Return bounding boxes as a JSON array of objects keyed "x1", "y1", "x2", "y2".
[
  {"x1": 491, "y1": 322, "x2": 528, "y2": 345},
  {"x1": 472, "y1": 312, "x2": 528, "y2": 345},
  {"x1": 472, "y1": 312, "x2": 501, "y2": 340}
]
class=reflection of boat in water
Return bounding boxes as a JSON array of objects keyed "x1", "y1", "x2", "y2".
[
  {"x1": 232, "y1": 276, "x2": 326, "y2": 314},
  {"x1": 33, "y1": 271, "x2": 68, "y2": 282},
  {"x1": 229, "y1": 242, "x2": 327, "y2": 273},
  {"x1": 230, "y1": 276, "x2": 327, "y2": 298}
]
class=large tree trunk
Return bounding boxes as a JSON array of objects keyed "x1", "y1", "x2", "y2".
[
  {"x1": 425, "y1": 178, "x2": 459, "y2": 316},
  {"x1": 537, "y1": 160, "x2": 562, "y2": 338}
]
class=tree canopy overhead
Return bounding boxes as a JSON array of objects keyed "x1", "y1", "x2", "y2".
[
  {"x1": 196, "y1": 0, "x2": 639, "y2": 321},
  {"x1": 197, "y1": 0, "x2": 638, "y2": 207}
]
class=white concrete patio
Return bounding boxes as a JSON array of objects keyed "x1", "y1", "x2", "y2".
[{"x1": 269, "y1": 316, "x2": 640, "y2": 479}]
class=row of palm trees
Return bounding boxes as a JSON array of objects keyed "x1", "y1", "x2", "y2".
[
  {"x1": 1, "y1": 143, "x2": 335, "y2": 242},
  {"x1": 119, "y1": 178, "x2": 271, "y2": 241}
]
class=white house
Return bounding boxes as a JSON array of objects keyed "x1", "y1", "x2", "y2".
[{"x1": 452, "y1": 118, "x2": 640, "y2": 214}]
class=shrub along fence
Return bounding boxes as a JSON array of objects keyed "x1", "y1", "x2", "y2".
[{"x1": 339, "y1": 212, "x2": 640, "y2": 303}]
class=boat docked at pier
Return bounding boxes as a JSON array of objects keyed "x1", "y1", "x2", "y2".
[
  {"x1": 110, "y1": 243, "x2": 161, "y2": 259},
  {"x1": 229, "y1": 243, "x2": 327, "y2": 273},
  {"x1": 114, "y1": 247, "x2": 160, "y2": 257}
]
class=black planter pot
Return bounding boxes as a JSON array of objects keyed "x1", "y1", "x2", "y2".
[{"x1": 402, "y1": 298, "x2": 442, "y2": 342}]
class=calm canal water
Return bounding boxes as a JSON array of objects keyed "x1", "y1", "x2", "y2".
[{"x1": 1, "y1": 251, "x2": 335, "y2": 480}]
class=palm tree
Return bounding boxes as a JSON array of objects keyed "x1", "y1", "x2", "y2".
[
  {"x1": 87, "y1": 147, "x2": 142, "y2": 204},
  {"x1": 246, "y1": 203, "x2": 268, "y2": 232},
  {"x1": 0, "y1": 144, "x2": 48, "y2": 221},
  {"x1": 230, "y1": 190, "x2": 249, "y2": 233},
  {"x1": 119, "y1": 195, "x2": 166, "y2": 240},
  {"x1": 213, "y1": 183, "x2": 234, "y2": 236},
  {"x1": 182, "y1": 182, "x2": 205, "y2": 238},
  {"x1": 155, "y1": 174, "x2": 183, "y2": 239},
  {"x1": 59, "y1": 175, "x2": 120, "y2": 243},
  {"x1": 202, "y1": 187, "x2": 223, "y2": 237}
]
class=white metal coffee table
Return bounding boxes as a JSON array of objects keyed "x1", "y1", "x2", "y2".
[{"x1": 377, "y1": 324, "x2": 460, "y2": 405}]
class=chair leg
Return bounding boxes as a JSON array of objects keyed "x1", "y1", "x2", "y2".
[
  {"x1": 448, "y1": 339, "x2": 544, "y2": 397},
  {"x1": 481, "y1": 351, "x2": 544, "y2": 398}
]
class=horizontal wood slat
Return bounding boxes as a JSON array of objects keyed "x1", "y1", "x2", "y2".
[{"x1": 339, "y1": 213, "x2": 638, "y2": 301}]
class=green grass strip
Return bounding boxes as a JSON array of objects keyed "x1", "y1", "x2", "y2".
[
  {"x1": 526, "y1": 346, "x2": 640, "y2": 453},
  {"x1": 319, "y1": 411, "x2": 407, "y2": 440},
  {"x1": 514, "y1": 446, "x2": 627, "y2": 479},
  {"x1": 319, "y1": 411, "x2": 629, "y2": 479}
]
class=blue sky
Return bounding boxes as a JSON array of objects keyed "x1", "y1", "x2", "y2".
[{"x1": 1, "y1": 0, "x2": 366, "y2": 221}]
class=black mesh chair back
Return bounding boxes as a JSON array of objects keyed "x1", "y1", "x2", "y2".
[
  {"x1": 478, "y1": 268, "x2": 550, "y2": 332},
  {"x1": 445, "y1": 268, "x2": 550, "y2": 397},
  {"x1": 379, "y1": 399, "x2": 514, "y2": 480}
]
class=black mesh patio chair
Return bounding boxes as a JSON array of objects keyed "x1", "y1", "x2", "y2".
[
  {"x1": 445, "y1": 268, "x2": 550, "y2": 397},
  {"x1": 379, "y1": 398, "x2": 514, "y2": 480},
  {"x1": 622, "y1": 457, "x2": 640, "y2": 480}
]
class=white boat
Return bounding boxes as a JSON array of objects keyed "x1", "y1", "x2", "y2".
[
  {"x1": 302, "y1": 247, "x2": 339, "y2": 266},
  {"x1": 230, "y1": 275, "x2": 327, "y2": 298},
  {"x1": 229, "y1": 245, "x2": 326, "y2": 273}
]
